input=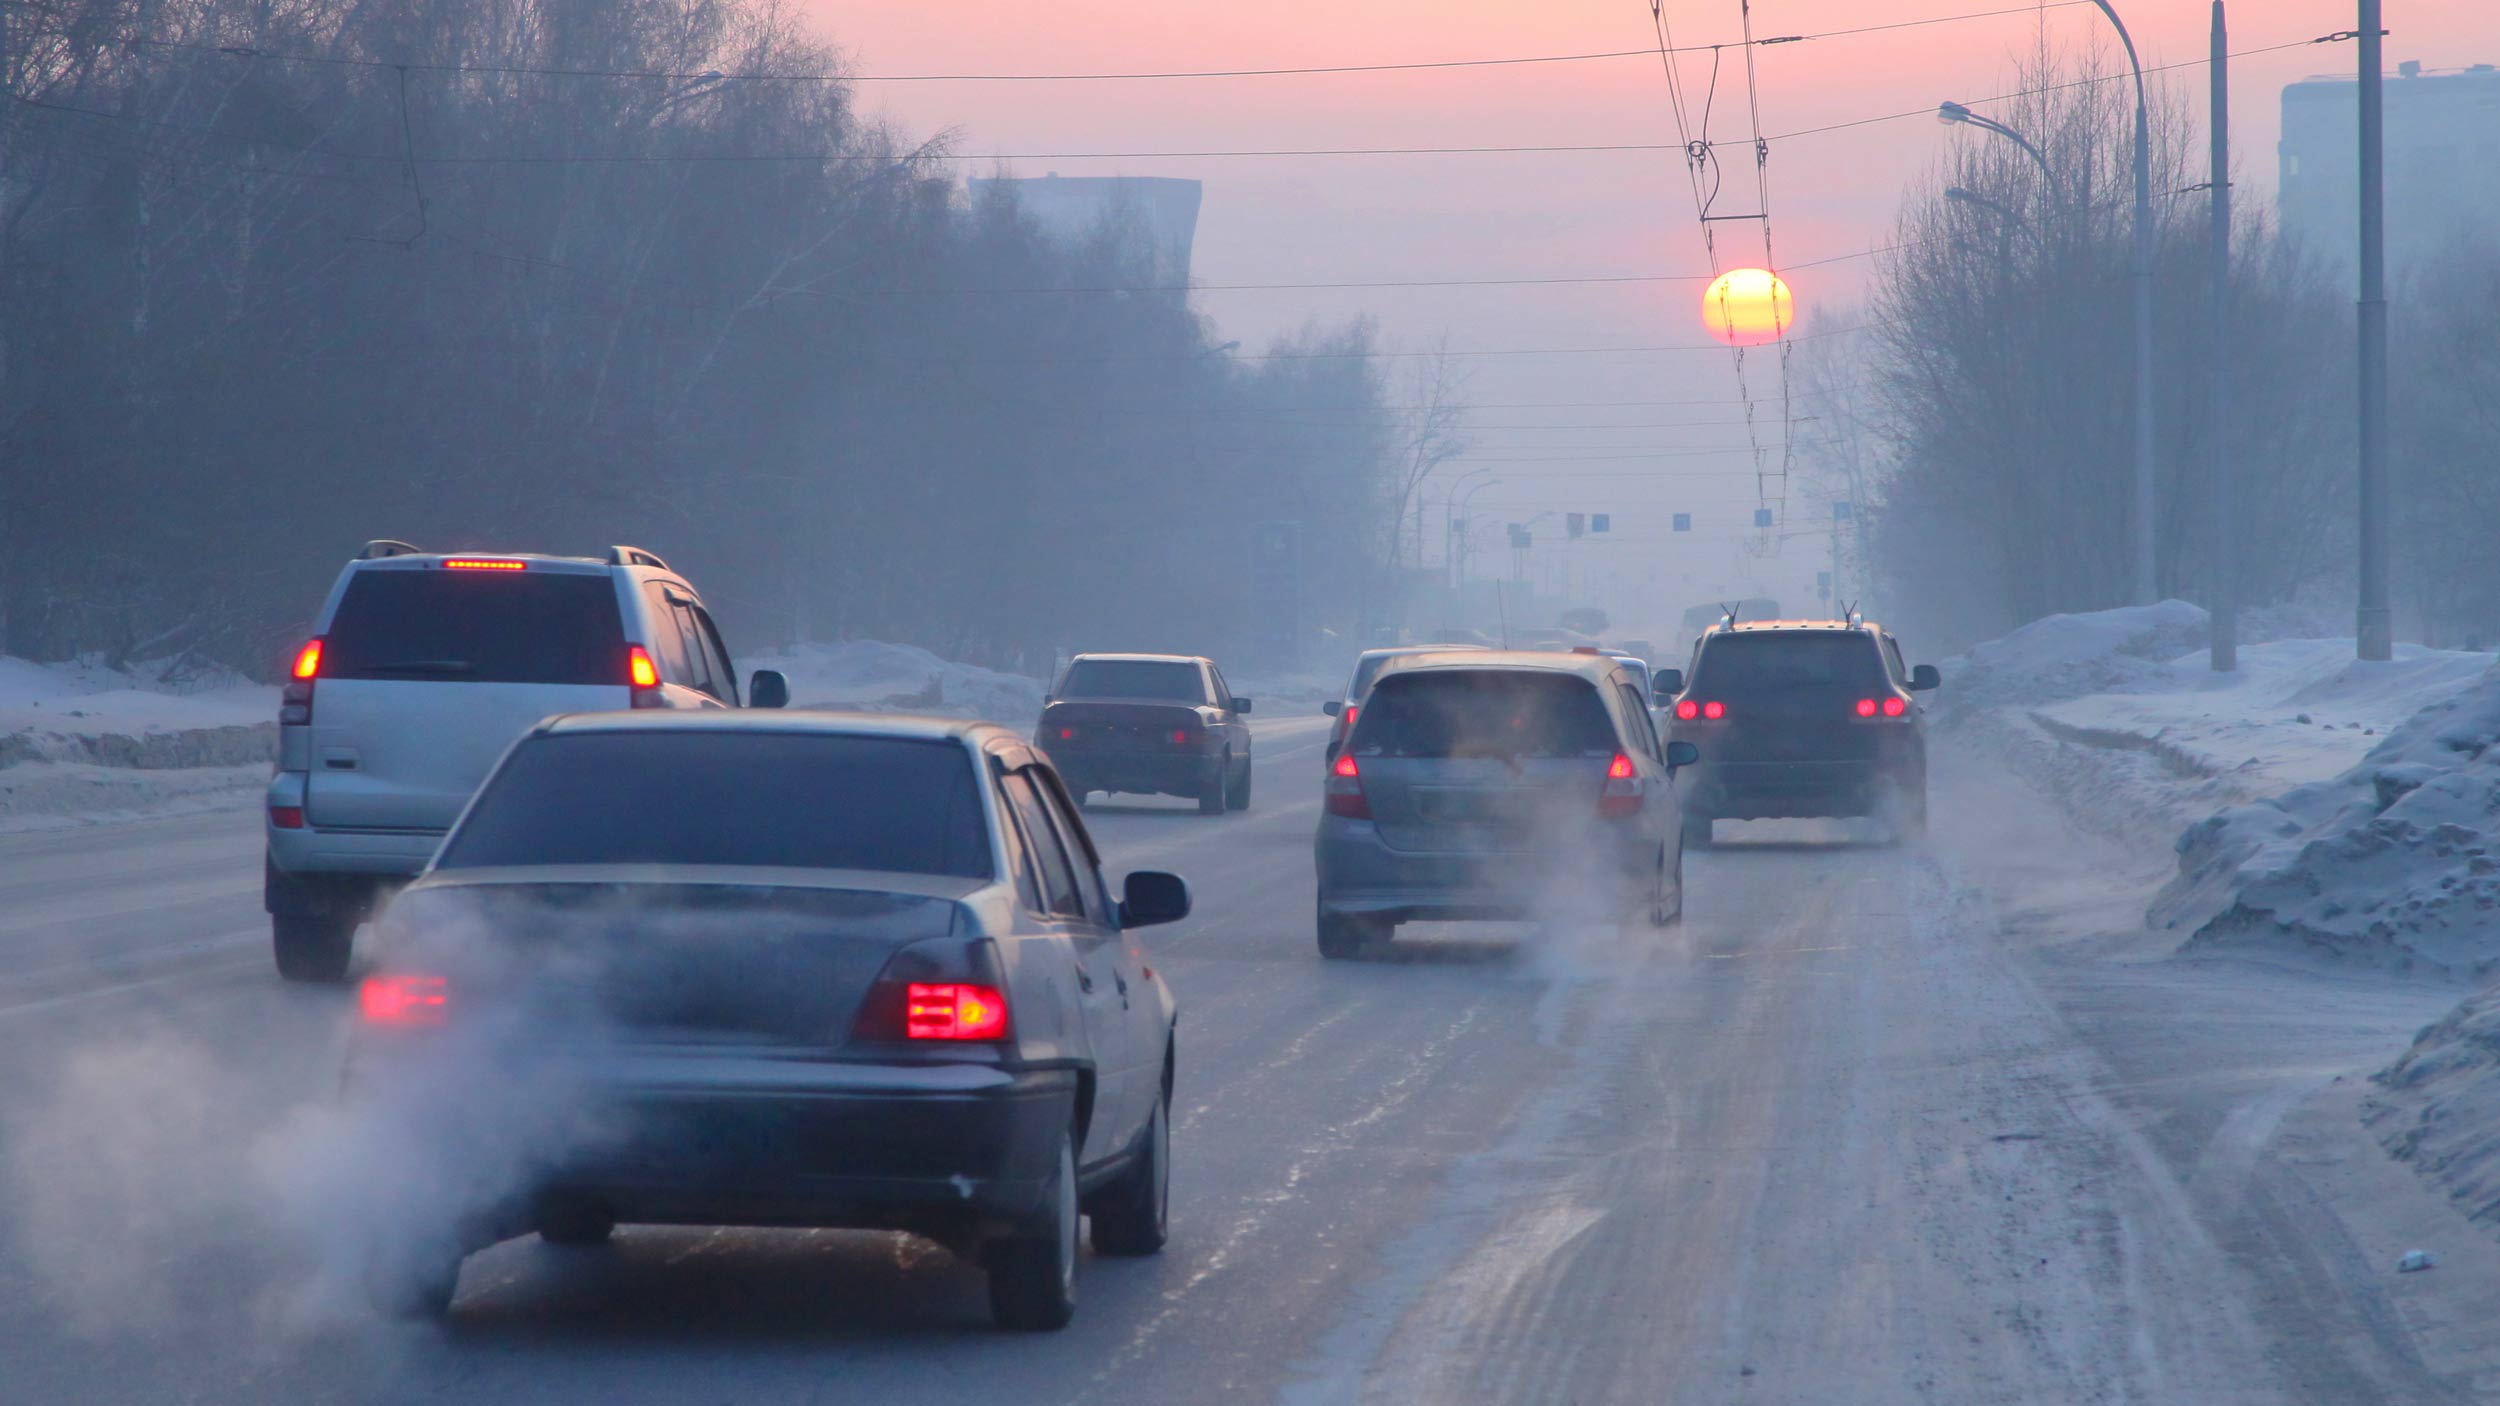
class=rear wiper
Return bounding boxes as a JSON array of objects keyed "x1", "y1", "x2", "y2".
[{"x1": 355, "y1": 660, "x2": 477, "y2": 675}]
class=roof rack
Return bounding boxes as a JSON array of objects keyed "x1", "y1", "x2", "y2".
[
  {"x1": 358, "y1": 539, "x2": 422, "y2": 559},
  {"x1": 606, "y1": 545, "x2": 671, "y2": 570}
]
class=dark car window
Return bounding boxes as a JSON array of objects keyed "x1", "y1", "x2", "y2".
[
  {"x1": 439, "y1": 732, "x2": 992, "y2": 877},
  {"x1": 669, "y1": 603, "x2": 720, "y2": 698},
  {"x1": 323, "y1": 569, "x2": 625, "y2": 685},
  {"x1": 1060, "y1": 659, "x2": 1207, "y2": 703},
  {"x1": 692, "y1": 606, "x2": 740, "y2": 704},
  {"x1": 1616, "y1": 683, "x2": 1660, "y2": 755},
  {"x1": 999, "y1": 772, "x2": 1085, "y2": 918},
  {"x1": 1351, "y1": 671, "x2": 1619, "y2": 760},
  {"x1": 1691, "y1": 633, "x2": 1888, "y2": 694}
]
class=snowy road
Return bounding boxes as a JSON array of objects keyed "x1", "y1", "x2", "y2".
[{"x1": 1, "y1": 714, "x2": 2491, "y2": 1402}]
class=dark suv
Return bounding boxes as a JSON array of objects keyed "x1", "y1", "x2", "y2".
[{"x1": 1660, "y1": 620, "x2": 1938, "y2": 845}]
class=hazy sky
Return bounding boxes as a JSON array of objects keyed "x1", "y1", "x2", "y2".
[{"x1": 798, "y1": 2, "x2": 2499, "y2": 604}]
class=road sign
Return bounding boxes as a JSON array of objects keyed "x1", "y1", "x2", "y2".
[
  {"x1": 1507, "y1": 523, "x2": 1531, "y2": 549},
  {"x1": 1566, "y1": 512, "x2": 1585, "y2": 539},
  {"x1": 1672, "y1": 513, "x2": 1691, "y2": 532},
  {"x1": 1591, "y1": 513, "x2": 1611, "y2": 533},
  {"x1": 1753, "y1": 508, "x2": 1775, "y2": 528}
]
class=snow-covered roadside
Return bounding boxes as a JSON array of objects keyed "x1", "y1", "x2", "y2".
[
  {"x1": 0, "y1": 655, "x2": 276, "y2": 826},
  {"x1": 738, "y1": 641, "x2": 1046, "y2": 724}
]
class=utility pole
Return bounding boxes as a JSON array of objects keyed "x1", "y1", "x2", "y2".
[
  {"x1": 2209, "y1": 2, "x2": 2237, "y2": 671},
  {"x1": 2355, "y1": 0, "x2": 2393, "y2": 661}
]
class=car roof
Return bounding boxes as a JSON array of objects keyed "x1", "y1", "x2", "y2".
[
  {"x1": 1366, "y1": 649, "x2": 1634, "y2": 685},
  {"x1": 1066, "y1": 653, "x2": 1210, "y2": 666},
  {"x1": 1712, "y1": 618, "x2": 1887, "y2": 635},
  {"x1": 1357, "y1": 644, "x2": 1482, "y2": 661},
  {"x1": 532, "y1": 709, "x2": 1019, "y2": 746}
]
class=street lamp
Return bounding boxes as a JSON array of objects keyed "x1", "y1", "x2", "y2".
[
  {"x1": 1452, "y1": 477, "x2": 1501, "y2": 586},
  {"x1": 1936, "y1": 102, "x2": 2054, "y2": 190},
  {"x1": 2087, "y1": 0, "x2": 2158, "y2": 605}
]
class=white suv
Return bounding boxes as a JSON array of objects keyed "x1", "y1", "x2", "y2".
[{"x1": 264, "y1": 541, "x2": 787, "y2": 981}]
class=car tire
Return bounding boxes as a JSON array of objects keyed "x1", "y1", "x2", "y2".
[
  {"x1": 1680, "y1": 814, "x2": 1714, "y2": 851},
  {"x1": 1198, "y1": 761, "x2": 1229, "y2": 816},
  {"x1": 1225, "y1": 757, "x2": 1252, "y2": 812},
  {"x1": 273, "y1": 911, "x2": 356, "y2": 984},
  {"x1": 1317, "y1": 907, "x2": 1389, "y2": 960},
  {"x1": 988, "y1": 1132, "x2": 1080, "y2": 1331},
  {"x1": 1089, "y1": 1073, "x2": 1171, "y2": 1257}
]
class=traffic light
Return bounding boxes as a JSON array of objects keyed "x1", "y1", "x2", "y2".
[
  {"x1": 1672, "y1": 513, "x2": 1691, "y2": 533},
  {"x1": 1591, "y1": 514, "x2": 1610, "y2": 533},
  {"x1": 1566, "y1": 513, "x2": 1585, "y2": 539}
]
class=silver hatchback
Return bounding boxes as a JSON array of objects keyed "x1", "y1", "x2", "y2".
[{"x1": 1311, "y1": 652, "x2": 1697, "y2": 959}]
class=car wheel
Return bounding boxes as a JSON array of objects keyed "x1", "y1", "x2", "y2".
[
  {"x1": 988, "y1": 1131, "x2": 1080, "y2": 1331},
  {"x1": 1317, "y1": 906, "x2": 1389, "y2": 960},
  {"x1": 1680, "y1": 814, "x2": 1714, "y2": 851},
  {"x1": 1090, "y1": 1071, "x2": 1171, "y2": 1256},
  {"x1": 1198, "y1": 759, "x2": 1229, "y2": 815},
  {"x1": 1224, "y1": 757, "x2": 1253, "y2": 812},
  {"x1": 273, "y1": 911, "x2": 356, "y2": 984},
  {"x1": 362, "y1": 1237, "x2": 462, "y2": 1321}
]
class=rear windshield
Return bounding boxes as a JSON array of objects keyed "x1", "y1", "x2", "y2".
[
  {"x1": 1060, "y1": 659, "x2": 1206, "y2": 703},
  {"x1": 438, "y1": 732, "x2": 993, "y2": 877},
  {"x1": 1350, "y1": 671, "x2": 1618, "y2": 760},
  {"x1": 323, "y1": 569, "x2": 624, "y2": 685},
  {"x1": 1691, "y1": 633, "x2": 1886, "y2": 693}
]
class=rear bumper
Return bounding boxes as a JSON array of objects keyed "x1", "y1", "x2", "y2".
[
  {"x1": 1049, "y1": 745, "x2": 1225, "y2": 798},
  {"x1": 266, "y1": 772, "x2": 442, "y2": 883},
  {"x1": 1313, "y1": 815, "x2": 1648, "y2": 923},
  {"x1": 1679, "y1": 759, "x2": 1919, "y2": 820},
  {"x1": 463, "y1": 1062, "x2": 1081, "y2": 1242}
]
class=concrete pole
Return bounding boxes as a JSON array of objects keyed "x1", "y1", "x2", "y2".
[
  {"x1": 2356, "y1": 0, "x2": 2393, "y2": 661},
  {"x1": 2210, "y1": 2, "x2": 2237, "y2": 671}
]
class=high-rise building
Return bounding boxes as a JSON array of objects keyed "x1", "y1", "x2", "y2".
[
  {"x1": 965, "y1": 175, "x2": 1203, "y2": 293},
  {"x1": 2279, "y1": 62, "x2": 2500, "y2": 281}
]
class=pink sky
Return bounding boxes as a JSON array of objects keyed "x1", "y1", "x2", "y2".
[{"x1": 797, "y1": 2, "x2": 2499, "y2": 602}]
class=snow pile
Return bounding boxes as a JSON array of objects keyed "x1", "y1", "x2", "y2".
[
  {"x1": 746, "y1": 641, "x2": 1046, "y2": 726},
  {"x1": 0, "y1": 653, "x2": 273, "y2": 742},
  {"x1": 2371, "y1": 982, "x2": 2500, "y2": 1231},
  {"x1": 2165, "y1": 657, "x2": 2500, "y2": 975},
  {"x1": 1934, "y1": 599, "x2": 2210, "y2": 717}
]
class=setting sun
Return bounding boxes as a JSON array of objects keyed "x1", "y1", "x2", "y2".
[{"x1": 1702, "y1": 267, "x2": 1795, "y2": 347}]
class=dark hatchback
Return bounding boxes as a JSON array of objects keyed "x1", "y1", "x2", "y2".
[
  {"x1": 350, "y1": 712, "x2": 1187, "y2": 1331},
  {"x1": 1661, "y1": 620, "x2": 1939, "y2": 844}
]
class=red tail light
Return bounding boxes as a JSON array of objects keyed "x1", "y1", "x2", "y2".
[
  {"x1": 281, "y1": 638, "x2": 323, "y2": 725},
  {"x1": 1170, "y1": 729, "x2": 1192, "y2": 745},
  {"x1": 627, "y1": 644, "x2": 664, "y2": 706},
  {"x1": 1342, "y1": 703, "x2": 1359, "y2": 730},
  {"x1": 905, "y1": 983, "x2": 1009, "y2": 1041},
  {"x1": 1701, "y1": 700, "x2": 1727, "y2": 721},
  {"x1": 1325, "y1": 750, "x2": 1371, "y2": 819},
  {"x1": 268, "y1": 804, "x2": 305, "y2": 830},
  {"x1": 1599, "y1": 752, "x2": 1644, "y2": 818},
  {"x1": 1856, "y1": 696, "x2": 1910, "y2": 719},
  {"x1": 359, "y1": 974, "x2": 447, "y2": 1027},
  {"x1": 1855, "y1": 697, "x2": 1878, "y2": 718},
  {"x1": 441, "y1": 558, "x2": 526, "y2": 571},
  {"x1": 1883, "y1": 696, "x2": 1908, "y2": 718},
  {"x1": 1058, "y1": 726, "x2": 1076, "y2": 741},
  {"x1": 1673, "y1": 699, "x2": 1699, "y2": 721}
]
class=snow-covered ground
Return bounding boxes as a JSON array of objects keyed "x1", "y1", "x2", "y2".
[
  {"x1": 0, "y1": 655, "x2": 276, "y2": 829},
  {"x1": 0, "y1": 654, "x2": 273, "y2": 739}
]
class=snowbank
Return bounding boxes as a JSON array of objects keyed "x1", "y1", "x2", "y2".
[
  {"x1": 0, "y1": 654, "x2": 275, "y2": 826},
  {"x1": 0, "y1": 654, "x2": 273, "y2": 741},
  {"x1": 2166, "y1": 658, "x2": 2500, "y2": 975},
  {"x1": 2372, "y1": 983, "x2": 2500, "y2": 1231},
  {"x1": 746, "y1": 641, "x2": 1046, "y2": 726},
  {"x1": 1936, "y1": 598, "x2": 2211, "y2": 717}
]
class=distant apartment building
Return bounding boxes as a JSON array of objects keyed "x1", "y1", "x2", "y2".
[
  {"x1": 965, "y1": 174, "x2": 1203, "y2": 293},
  {"x1": 2279, "y1": 62, "x2": 2500, "y2": 281}
]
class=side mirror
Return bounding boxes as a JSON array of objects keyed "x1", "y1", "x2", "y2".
[
  {"x1": 1909, "y1": 664, "x2": 1941, "y2": 692},
  {"x1": 1664, "y1": 740, "x2": 1700, "y2": 769},
  {"x1": 1321, "y1": 699, "x2": 1342, "y2": 717},
  {"x1": 1231, "y1": 696, "x2": 1253, "y2": 715},
  {"x1": 1653, "y1": 668, "x2": 1684, "y2": 701},
  {"x1": 748, "y1": 670, "x2": 790, "y2": 709},
  {"x1": 1119, "y1": 870, "x2": 1191, "y2": 929}
]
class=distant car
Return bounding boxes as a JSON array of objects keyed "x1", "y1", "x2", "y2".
[
  {"x1": 1322, "y1": 644, "x2": 1486, "y2": 760},
  {"x1": 1660, "y1": 618, "x2": 1938, "y2": 845},
  {"x1": 349, "y1": 711, "x2": 1189, "y2": 1330},
  {"x1": 265, "y1": 541, "x2": 787, "y2": 983},
  {"x1": 1313, "y1": 651, "x2": 1697, "y2": 959},
  {"x1": 1036, "y1": 654, "x2": 1253, "y2": 814}
]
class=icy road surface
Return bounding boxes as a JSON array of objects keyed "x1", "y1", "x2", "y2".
[{"x1": 2, "y1": 714, "x2": 2493, "y2": 1402}]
